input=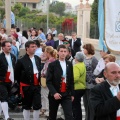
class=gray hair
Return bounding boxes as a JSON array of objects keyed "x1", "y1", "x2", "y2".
[{"x1": 75, "y1": 52, "x2": 85, "y2": 62}]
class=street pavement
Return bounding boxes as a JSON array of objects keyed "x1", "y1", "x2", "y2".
[
  {"x1": 4, "y1": 98, "x2": 85, "y2": 120},
  {"x1": 1, "y1": 50, "x2": 120, "y2": 120}
]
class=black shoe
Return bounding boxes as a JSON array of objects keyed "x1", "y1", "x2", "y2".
[{"x1": 7, "y1": 118, "x2": 14, "y2": 120}]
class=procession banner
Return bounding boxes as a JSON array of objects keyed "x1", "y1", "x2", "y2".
[
  {"x1": 98, "y1": 0, "x2": 107, "y2": 52},
  {"x1": 105, "y1": 0, "x2": 120, "y2": 51}
]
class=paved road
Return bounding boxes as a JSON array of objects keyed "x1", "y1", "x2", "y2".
[{"x1": 3, "y1": 99, "x2": 85, "y2": 120}]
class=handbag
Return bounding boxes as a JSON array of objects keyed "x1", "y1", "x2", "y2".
[{"x1": 41, "y1": 77, "x2": 46, "y2": 87}]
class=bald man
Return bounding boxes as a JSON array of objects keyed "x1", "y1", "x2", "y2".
[{"x1": 89, "y1": 62, "x2": 120, "y2": 120}]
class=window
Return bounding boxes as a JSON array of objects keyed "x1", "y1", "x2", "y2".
[
  {"x1": 23, "y1": 3, "x2": 27, "y2": 7},
  {"x1": 32, "y1": 3, "x2": 36, "y2": 8}
]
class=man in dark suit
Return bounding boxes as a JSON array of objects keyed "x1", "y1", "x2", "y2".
[
  {"x1": 0, "y1": 41, "x2": 16, "y2": 120},
  {"x1": 54, "y1": 33, "x2": 64, "y2": 49},
  {"x1": 90, "y1": 62, "x2": 120, "y2": 120},
  {"x1": 14, "y1": 41, "x2": 41, "y2": 120},
  {"x1": 69, "y1": 32, "x2": 81, "y2": 57},
  {"x1": 47, "y1": 44, "x2": 74, "y2": 120}
]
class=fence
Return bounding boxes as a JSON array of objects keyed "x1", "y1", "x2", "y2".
[{"x1": 15, "y1": 19, "x2": 77, "y2": 36}]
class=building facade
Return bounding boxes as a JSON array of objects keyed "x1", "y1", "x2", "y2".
[{"x1": 11, "y1": 0, "x2": 48, "y2": 12}]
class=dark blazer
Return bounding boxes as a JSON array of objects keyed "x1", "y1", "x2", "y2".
[
  {"x1": 53, "y1": 40, "x2": 59, "y2": 49},
  {"x1": 69, "y1": 38, "x2": 81, "y2": 57},
  {"x1": 0, "y1": 52, "x2": 16, "y2": 81},
  {"x1": 14, "y1": 54, "x2": 41, "y2": 85},
  {"x1": 46, "y1": 60, "x2": 74, "y2": 96},
  {"x1": 90, "y1": 81, "x2": 120, "y2": 120}
]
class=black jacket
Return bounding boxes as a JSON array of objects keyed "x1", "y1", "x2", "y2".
[
  {"x1": 14, "y1": 54, "x2": 41, "y2": 85},
  {"x1": 53, "y1": 40, "x2": 59, "y2": 49},
  {"x1": 69, "y1": 38, "x2": 81, "y2": 57},
  {"x1": 90, "y1": 81, "x2": 120, "y2": 120},
  {"x1": 46, "y1": 60, "x2": 74, "y2": 96},
  {"x1": 0, "y1": 52, "x2": 16, "y2": 81}
]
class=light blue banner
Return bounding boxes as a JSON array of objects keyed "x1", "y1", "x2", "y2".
[{"x1": 98, "y1": 0, "x2": 108, "y2": 52}]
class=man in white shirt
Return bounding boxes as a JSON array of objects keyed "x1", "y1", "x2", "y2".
[
  {"x1": 54, "y1": 33, "x2": 64, "y2": 49},
  {"x1": 90, "y1": 62, "x2": 120, "y2": 120},
  {"x1": 47, "y1": 44, "x2": 74, "y2": 120},
  {"x1": 0, "y1": 41, "x2": 16, "y2": 120},
  {"x1": 69, "y1": 32, "x2": 82, "y2": 57},
  {"x1": 15, "y1": 41, "x2": 41, "y2": 120}
]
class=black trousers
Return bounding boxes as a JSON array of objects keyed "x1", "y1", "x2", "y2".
[
  {"x1": 83, "y1": 89, "x2": 94, "y2": 120},
  {"x1": 48, "y1": 94, "x2": 73, "y2": 120},
  {"x1": 72, "y1": 89, "x2": 85, "y2": 120},
  {"x1": 0, "y1": 82, "x2": 12, "y2": 102},
  {"x1": 22, "y1": 85, "x2": 41, "y2": 110}
]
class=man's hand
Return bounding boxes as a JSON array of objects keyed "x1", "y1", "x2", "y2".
[
  {"x1": 71, "y1": 96, "x2": 74, "y2": 101},
  {"x1": 95, "y1": 78, "x2": 104, "y2": 84},
  {"x1": 117, "y1": 92, "x2": 120, "y2": 101},
  {"x1": 54, "y1": 93, "x2": 62, "y2": 100}
]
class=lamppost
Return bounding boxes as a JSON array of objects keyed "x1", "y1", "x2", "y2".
[
  {"x1": 5, "y1": 0, "x2": 11, "y2": 34},
  {"x1": 47, "y1": 0, "x2": 50, "y2": 32}
]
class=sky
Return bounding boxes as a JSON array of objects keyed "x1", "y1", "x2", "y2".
[{"x1": 57, "y1": 0, "x2": 94, "y2": 7}]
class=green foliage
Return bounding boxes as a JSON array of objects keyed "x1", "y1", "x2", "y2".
[
  {"x1": 90, "y1": 0, "x2": 98, "y2": 24},
  {"x1": 0, "y1": 0, "x2": 3, "y2": 6},
  {"x1": 12, "y1": 3, "x2": 23, "y2": 16},
  {"x1": 19, "y1": 7, "x2": 30, "y2": 17},
  {"x1": 49, "y1": 2, "x2": 65, "y2": 16},
  {"x1": 11, "y1": 2, "x2": 76, "y2": 33},
  {"x1": 0, "y1": 0, "x2": 4, "y2": 19},
  {"x1": 90, "y1": 0, "x2": 99, "y2": 39}
]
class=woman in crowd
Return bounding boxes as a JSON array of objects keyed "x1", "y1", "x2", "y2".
[
  {"x1": 83, "y1": 43, "x2": 98, "y2": 120},
  {"x1": 28, "y1": 29, "x2": 39, "y2": 41},
  {"x1": 45, "y1": 33, "x2": 54, "y2": 47},
  {"x1": 0, "y1": 28, "x2": 8, "y2": 40},
  {"x1": 95, "y1": 54, "x2": 116, "y2": 83},
  {"x1": 40, "y1": 45, "x2": 47, "y2": 70},
  {"x1": 73, "y1": 52, "x2": 86, "y2": 120},
  {"x1": 93, "y1": 50, "x2": 110, "y2": 76},
  {"x1": 20, "y1": 30, "x2": 28, "y2": 48},
  {"x1": 11, "y1": 33, "x2": 20, "y2": 51},
  {"x1": 41, "y1": 46, "x2": 57, "y2": 116}
]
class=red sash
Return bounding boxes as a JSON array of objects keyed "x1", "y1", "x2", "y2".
[
  {"x1": 34, "y1": 73, "x2": 39, "y2": 85},
  {"x1": 117, "y1": 117, "x2": 120, "y2": 120},
  {"x1": 20, "y1": 74, "x2": 39, "y2": 97},
  {"x1": 5, "y1": 72, "x2": 11, "y2": 82},
  {"x1": 20, "y1": 82, "x2": 30, "y2": 98},
  {"x1": 60, "y1": 77, "x2": 66, "y2": 93}
]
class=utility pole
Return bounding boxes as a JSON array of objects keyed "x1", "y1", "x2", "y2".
[
  {"x1": 47, "y1": 0, "x2": 50, "y2": 32},
  {"x1": 5, "y1": 0, "x2": 11, "y2": 34}
]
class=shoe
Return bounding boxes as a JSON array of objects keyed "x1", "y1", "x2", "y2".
[{"x1": 7, "y1": 118, "x2": 14, "y2": 120}]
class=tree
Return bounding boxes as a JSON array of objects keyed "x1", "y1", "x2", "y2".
[
  {"x1": 90, "y1": 0, "x2": 99, "y2": 39},
  {"x1": 19, "y1": 7, "x2": 30, "y2": 17},
  {"x1": 49, "y1": 2, "x2": 65, "y2": 16},
  {"x1": 90, "y1": 0, "x2": 98, "y2": 23},
  {"x1": 12, "y1": 3, "x2": 22, "y2": 16}
]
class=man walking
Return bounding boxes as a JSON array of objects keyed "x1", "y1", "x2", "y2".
[
  {"x1": 15, "y1": 41, "x2": 41, "y2": 120},
  {"x1": 47, "y1": 44, "x2": 74, "y2": 120},
  {"x1": 0, "y1": 41, "x2": 16, "y2": 120}
]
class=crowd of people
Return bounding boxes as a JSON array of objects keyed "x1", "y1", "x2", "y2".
[{"x1": 0, "y1": 27, "x2": 119, "y2": 120}]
